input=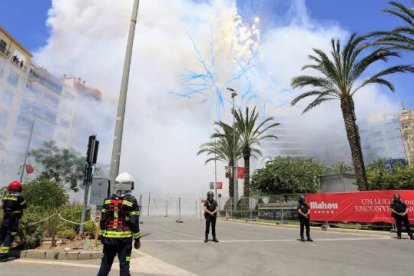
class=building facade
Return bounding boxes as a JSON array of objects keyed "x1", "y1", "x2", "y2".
[
  {"x1": 0, "y1": 27, "x2": 32, "y2": 164},
  {"x1": 400, "y1": 105, "x2": 414, "y2": 165},
  {"x1": 360, "y1": 112, "x2": 406, "y2": 163}
]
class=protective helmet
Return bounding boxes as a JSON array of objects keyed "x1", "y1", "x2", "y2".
[
  {"x1": 114, "y1": 172, "x2": 134, "y2": 196},
  {"x1": 207, "y1": 191, "x2": 214, "y2": 198},
  {"x1": 7, "y1": 180, "x2": 23, "y2": 193},
  {"x1": 393, "y1": 194, "x2": 401, "y2": 201},
  {"x1": 298, "y1": 195, "x2": 305, "y2": 203}
]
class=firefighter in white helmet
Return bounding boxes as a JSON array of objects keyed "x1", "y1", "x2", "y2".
[{"x1": 97, "y1": 173, "x2": 141, "y2": 276}]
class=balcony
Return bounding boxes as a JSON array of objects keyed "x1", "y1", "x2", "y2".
[{"x1": 0, "y1": 48, "x2": 28, "y2": 72}]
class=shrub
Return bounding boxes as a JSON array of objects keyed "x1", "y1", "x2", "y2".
[
  {"x1": 59, "y1": 205, "x2": 83, "y2": 232},
  {"x1": 83, "y1": 220, "x2": 97, "y2": 238},
  {"x1": 57, "y1": 229, "x2": 77, "y2": 240},
  {"x1": 18, "y1": 206, "x2": 48, "y2": 249}
]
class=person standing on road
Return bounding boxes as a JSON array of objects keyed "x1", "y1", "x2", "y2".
[
  {"x1": 97, "y1": 172, "x2": 142, "y2": 276},
  {"x1": 297, "y1": 195, "x2": 313, "y2": 242},
  {"x1": 390, "y1": 194, "x2": 414, "y2": 240},
  {"x1": 204, "y1": 191, "x2": 219, "y2": 243},
  {"x1": 0, "y1": 181, "x2": 27, "y2": 262}
]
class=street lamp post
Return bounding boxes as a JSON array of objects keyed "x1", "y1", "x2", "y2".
[
  {"x1": 109, "y1": 0, "x2": 141, "y2": 192},
  {"x1": 214, "y1": 138, "x2": 218, "y2": 199},
  {"x1": 226, "y1": 87, "x2": 238, "y2": 210}
]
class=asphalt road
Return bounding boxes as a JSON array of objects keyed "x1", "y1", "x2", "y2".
[
  {"x1": 139, "y1": 216, "x2": 414, "y2": 276},
  {"x1": 2, "y1": 216, "x2": 414, "y2": 276}
]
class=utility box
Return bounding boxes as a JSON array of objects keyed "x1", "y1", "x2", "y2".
[
  {"x1": 319, "y1": 174, "x2": 358, "y2": 193},
  {"x1": 89, "y1": 177, "x2": 110, "y2": 206}
]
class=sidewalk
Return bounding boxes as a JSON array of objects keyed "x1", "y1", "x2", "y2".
[{"x1": 16, "y1": 249, "x2": 197, "y2": 275}]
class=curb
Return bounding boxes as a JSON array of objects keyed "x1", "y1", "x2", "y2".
[
  {"x1": 20, "y1": 249, "x2": 102, "y2": 260},
  {"x1": 221, "y1": 218, "x2": 394, "y2": 237}
]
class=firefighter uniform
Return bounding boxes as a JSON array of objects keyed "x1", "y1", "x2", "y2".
[
  {"x1": 97, "y1": 173, "x2": 141, "y2": 276},
  {"x1": 0, "y1": 181, "x2": 27, "y2": 261}
]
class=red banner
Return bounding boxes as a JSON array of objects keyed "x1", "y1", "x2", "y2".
[
  {"x1": 237, "y1": 167, "x2": 245, "y2": 179},
  {"x1": 307, "y1": 190, "x2": 414, "y2": 223}
]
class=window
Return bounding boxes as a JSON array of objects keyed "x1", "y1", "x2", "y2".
[
  {"x1": 0, "y1": 111, "x2": 8, "y2": 128},
  {"x1": 2, "y1": 90, "x2": 14, "y2": 105},
  {"x1": 44, "y1": 93, "x2": 60, "y2": 108},
  {"x1": 7, "y1": 71, "x2": 19, "y2": 87},
  {"x1": 0, "y1": 40, "x2": 6, "y2": 53}
]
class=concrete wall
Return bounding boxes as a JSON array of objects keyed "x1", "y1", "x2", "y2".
[{"x1": 320, "y1": 174, "x2": 358, "y2": 193}]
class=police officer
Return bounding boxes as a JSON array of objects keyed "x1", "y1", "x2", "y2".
[
  {"x1": 204, "y1": 191, "x2": 219, "y2": 243},
  {"x1": 297, "y1": 195, "x2": 313, "y2": 242},
  {"x1": 97, "y1": 173, "x2": 141, "y2": 276},
  {"x1": 390, "y1": 194, "x2": 414, "y2": 240},
  {"x1": 0, "y1": 180, "x2": 27, "y2": 261}
]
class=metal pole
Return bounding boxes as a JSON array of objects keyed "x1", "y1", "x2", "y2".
[
  {"x1": 214, "y1": 138, "x2": 218, "y2": 199},
  {"x1": 80, "y1": 165, "x2": 93, "y2": 235},
  {"x1": 147, "y1": 192, "x2": 151, "y2": 216},
  {"x1": 165, "y1": 199, "x2": 169, "y2": 217},
  {"x1": 227, "y1": 87, "x2": 238, "y2": 210},
  {"x1": 20, "y1": 119, "x2": 34, "y2": 182},
  {"x1": 109, "y1": 0, "x2": 141, "y2": 192}
]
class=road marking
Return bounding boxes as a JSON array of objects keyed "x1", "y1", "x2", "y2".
[
  {"x1": 143, "y1": 237, "x2": 391, "y2": 243},
  {"x1": 150, "y1": 225, "x2": 201, "y2": 239}
]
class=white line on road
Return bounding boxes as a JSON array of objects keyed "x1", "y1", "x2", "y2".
[
  {"x1": 143, "y1": 237, "x2": 391, "y2": 243},
  {"x1": 150, "y1": 225, "x2": 201, "y2": 239}
]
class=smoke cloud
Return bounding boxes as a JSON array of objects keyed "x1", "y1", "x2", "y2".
[{"x1": 32, "y1": 0, "x2": 402, "y2": 199}]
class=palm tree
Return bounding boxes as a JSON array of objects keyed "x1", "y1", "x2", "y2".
[
  {"x1": 233, "y1": 107, "x2": 279, "y2": 197},
  {"x1": 330, "y1": 161, "x2": 353, "y2": 175},
  {"x1": 198, "y1": 122, "x2": 242, "y2": 198},
  {"x1": 291, "y1": 33, "x2": 414, "y2": 190},
  {"x1": 368, "y1": 1, "x2": 414, "y2": 51}
]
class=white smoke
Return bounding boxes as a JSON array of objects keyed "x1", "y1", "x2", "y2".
[{"x1": 33, "y1": 0, "x2": 402, "y2": 197}]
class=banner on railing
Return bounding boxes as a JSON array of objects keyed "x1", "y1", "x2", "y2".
[{"x1": 307, "y1": 190, "x2": 414, "y2": 223}]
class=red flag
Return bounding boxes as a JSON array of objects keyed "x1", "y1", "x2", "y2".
[
  {"x1": 216, "y1": 182, "x2": 223, "y2": 189},
  {"x1": 26, "y1": 164, "x2": 34, "y2": 174},
  {"x1": 237, "y1": 167, "x2": 245, "y2": 179}
]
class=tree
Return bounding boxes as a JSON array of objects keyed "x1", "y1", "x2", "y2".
[
  {"x1": 233, "y1": 107, "x2": 279, "y2": 197},
  {"x1": 251, "y1": 157, "x2": 325, "y2": 195},
  {"x1": 198, "y1": 122, "x2": 242, "y2": 198},
  {"x1": 22, "y1": 176, "x2": 68, "y2": 210},
  {"x1": 328, "y1": 162, "x2": 354, "y2": 174},
  {"x1": 369, "y1": 1, "x2": 414, "y2": 51},
  {"x1": 291, "y1": 34, "x2": 414, "y2": 190},
  {"x1": 29, "y1": 141, "x2": 85, "y2": 192},
  {"x1": 366, "y1": 159, "x2": 414, "y2": 190}
]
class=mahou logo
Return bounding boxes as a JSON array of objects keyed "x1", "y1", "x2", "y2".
[{"x1": 310, "y1": 201, "x2": 339, "y2": 209}]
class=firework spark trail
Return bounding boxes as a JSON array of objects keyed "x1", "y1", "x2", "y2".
[{"x1": 172, "y1": 30, "x2": 260, "y2": 119}]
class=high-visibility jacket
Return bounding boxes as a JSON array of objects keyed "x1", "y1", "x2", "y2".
[
  {"x1": 100, "y1": 194, "x2": 141, "y2": 242},
  {"x1": 2, "y1": 193, "x2": 27, "y2": 223}
]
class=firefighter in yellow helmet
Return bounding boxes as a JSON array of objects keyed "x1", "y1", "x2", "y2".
[
  {"x1": 0, "y1": 181, "x2": 27, "y2": 262},
  {"x1": 97, "y1": 173, "x2": 141, "y2": 276}
]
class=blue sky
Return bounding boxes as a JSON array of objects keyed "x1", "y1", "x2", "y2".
[{"x1": 0, "y1": 0, "x2": 413, "y2": 106}]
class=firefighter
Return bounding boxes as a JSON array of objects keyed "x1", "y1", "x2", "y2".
[
  {"x1": 204, "y1": 191, "x2": 219, "y2": 243},
  {"x1": 97, "y1": 173, "x2": 141, "y2": 276},
  {"x1": 0, "y1": 180, "x2": 27, "y2": 262},
  {"x1": 390, "y1": 194, "x2": 414, "y2": 240}
]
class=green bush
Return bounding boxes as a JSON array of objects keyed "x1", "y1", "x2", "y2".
[
  {"x1": 57, "y1": 229, "x2": 77, "y2": 240},
  {"x1": 83, "y1": 220, "x2": 97, "y2": 238},
  {"x1": 59, "y1": 205, "x2": 83, "y2": 232},
  {"x1": 18, "y1": 206, "x2": 48, "y2": 249}
]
